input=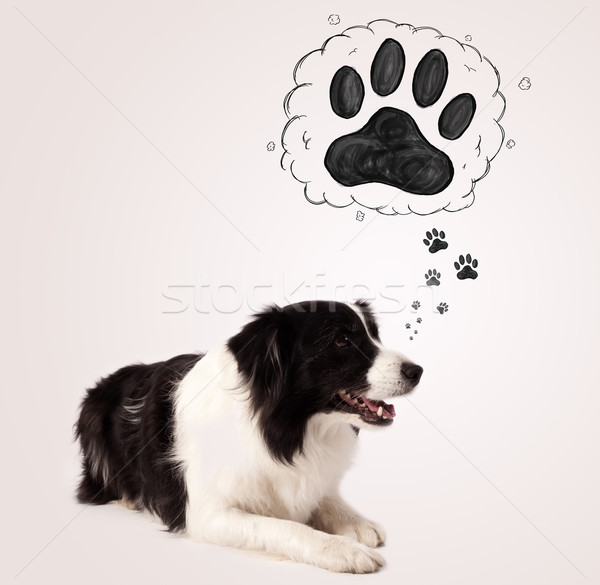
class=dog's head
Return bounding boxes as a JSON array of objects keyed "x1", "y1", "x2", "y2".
[{"x1": 227, "y1": 300, "x2": 423, "y2": 461}]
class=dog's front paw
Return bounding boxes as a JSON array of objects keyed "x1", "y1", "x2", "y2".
[
  {"x1": 340, "y1": 518, "x2": 386, "y2": 548},
  {"x1": 317, "y1": 536, "x2": 385, "y2": 573}
]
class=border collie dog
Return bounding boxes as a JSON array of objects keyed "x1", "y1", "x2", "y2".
[{"x1": 76, "y1": 301, "x2": 423, "y2": 573}]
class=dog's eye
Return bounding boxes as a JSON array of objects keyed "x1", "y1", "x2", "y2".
[{"x1": 335, "y1": 334, "x2": 351, "y2": 348}]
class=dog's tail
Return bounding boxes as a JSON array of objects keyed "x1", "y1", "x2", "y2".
[{"x1": 74, "y1": 377, "x2": 122, "y2": 505}]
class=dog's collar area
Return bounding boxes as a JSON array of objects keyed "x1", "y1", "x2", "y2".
[{"x1": 334, "y1": 390, "x2": 395, "y2": 425}]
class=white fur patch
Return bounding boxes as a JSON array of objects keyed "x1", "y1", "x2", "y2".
[
  {"x1": 171, "y1": 345, "x2": 388, "y2": 571},
  {"x1": 366, "y1": 348, "x2": 414, "y2": 400}
]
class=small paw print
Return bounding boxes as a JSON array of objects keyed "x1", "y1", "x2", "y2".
[
  {"x1": 409, "y1": 336, "x2": 414, "y2": 340},
  {"x1": 405, "y1": 323, "x2": 411, "y2": 329},
  {"x1": 437, "y1": 302, "x2": 449, "y2": 314},
  {"x1": 416, "y1": 317, "x2": 422, "y2": 324},
  {"x1": 425, "y1": 269, "x2": 441, "y2": 286},
  {"x1": 266, "y1": 141, "x2": 275, "y2": 151},
  {"x1": 411, "y1": 300, "x2": 420, "y2": 310},
  {"x1": 414, "y1": 330, "x2": 418, "y2": 334},
  {"x1": 356, "y1": 210, "x2": 365, "y2": 221},
  {"x1": 454, "y1": 254, "x2": 479, "y2": 280},
  {"x1": 423, "y1": 228, "x2": 448, "y2": 253}
]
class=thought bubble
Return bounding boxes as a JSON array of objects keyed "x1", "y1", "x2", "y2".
[
  {"x1": 281, "y1": 20, "x2": 506, "y2": 215},
  {"x1": 506, "y1": 139, "x2": 516, "y2": 149},
  {"x1": 518, "y1": 76, "x2": 531, "y2": 90},
  {"x1": 328, "y1": 14, "x2": 340, "y2": 26},
  {"x1": 266, "y1": 141, "x2": 275, "y2": 151}
]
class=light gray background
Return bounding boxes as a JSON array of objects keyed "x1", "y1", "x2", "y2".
[{"x1": 2, "y1": 1, "x2": 598, "y2": 583}]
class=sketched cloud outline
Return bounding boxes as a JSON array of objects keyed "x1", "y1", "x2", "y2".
[{"x1": 281, "y1": 19, "x2": 506, "y2": 216}]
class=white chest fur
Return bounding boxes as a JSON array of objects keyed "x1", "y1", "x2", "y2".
[{"x1": 173, "y1": 346, "x2": 359, "y2": 532}]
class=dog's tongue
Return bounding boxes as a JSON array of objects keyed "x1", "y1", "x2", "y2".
[{"x1": 361, "y1": 396, "x2": 396, "y2": 418}]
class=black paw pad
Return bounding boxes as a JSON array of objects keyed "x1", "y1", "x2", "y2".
[
  {"x1": 371, "y1": 38, "x2": 405, "y2": 97},
  {"x1": 325, "y1": 108, "x2": 453, "y2": 195},
  {"x1": 412, "y1": 49, "x2": 448, "y2": 107},
  {"x1": 330, "y1": 66, "x2": 364, "y2": 119}
]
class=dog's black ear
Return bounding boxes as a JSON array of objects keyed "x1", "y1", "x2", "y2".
[
  {"x1": 227, "y1": 305, "x2": 292, "y2": 407},
  {"x1": 227, "y1": 306, "x2": 307, "y2": 463}
]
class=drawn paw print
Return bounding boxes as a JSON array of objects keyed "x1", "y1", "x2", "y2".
[
  {"x1": 411, "y1": 300, "x2": 420, "y2": 310},
  {"x1": 416, "y1": 317, "x2": 422, "y2": 324},
  {"x1": 326, "y1": 43, "x2": 476, "y2": 196},
  {"x1": 437, "y1": 302, "x2": 449, "y2": 314},
  {"x1": 425, "y1": 269, "x2": 441, "y2": 286},
  {"x1": 281, "y1": 21, "x2": 506, "y2": 215},
  {"x1": 423, "y1": 228, "x2": 448, "y2": 253},
  {"x1": 455, "y1": 254, "x2": 479, "y2": 280},
  {"x1": 405, "y1": 323, "x2": 411, "y2": 329}
]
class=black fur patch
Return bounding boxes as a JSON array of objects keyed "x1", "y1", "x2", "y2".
[
  {"x1": 75, "y1": 353, "x2": 201, "y2": 532},
  {"x1": 227, "y1": 301, "x2": 378, "y2": 463}
]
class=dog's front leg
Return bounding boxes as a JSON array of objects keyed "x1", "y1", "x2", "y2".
[
  {"x1": 188, "y1": 507, "x2": 384, "y2": 573},
  {"x1": 310, "y1": 495, "x2": 386, "y2": 548}
]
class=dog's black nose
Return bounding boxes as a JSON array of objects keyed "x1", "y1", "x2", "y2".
[{"x1": 401, "y1": 363, "x2": 423, "y2": 384}]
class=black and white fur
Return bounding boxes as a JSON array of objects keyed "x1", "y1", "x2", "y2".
[{"x1": 76, "y1": 300, "x2": 423, "y2": 573}]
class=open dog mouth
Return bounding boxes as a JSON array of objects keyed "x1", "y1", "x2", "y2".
[{"x1": 333, "y1": 390, "x2": 396, "y2": 426}]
